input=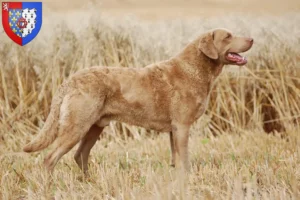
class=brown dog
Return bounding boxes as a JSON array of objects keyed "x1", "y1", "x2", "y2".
[{"x1": 23, "y1": 28, "x2": 253, "y2": 173}]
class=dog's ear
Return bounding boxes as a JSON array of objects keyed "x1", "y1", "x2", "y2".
[{"x1": 198, "y1": 32, "x2": 218, "y2": 60}]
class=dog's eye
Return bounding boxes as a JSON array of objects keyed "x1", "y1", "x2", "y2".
[{"x1": 225, "y1": 34, "x2": 232, "y2": 39}]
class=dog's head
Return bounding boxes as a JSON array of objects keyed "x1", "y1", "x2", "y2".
[{"x1": 198, "y1": 28, "x2": 253, "y2": 65}]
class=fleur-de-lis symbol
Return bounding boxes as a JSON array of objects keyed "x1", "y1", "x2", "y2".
[
  {"x1": 11, "y1": 17, "x2": 17, "y2": 22},
  {"x1": 2, "y1": 3, "x2": 9, "y2": 11}
]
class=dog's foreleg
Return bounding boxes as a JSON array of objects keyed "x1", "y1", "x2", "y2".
[{"x1": 171, "y1": 123, "x2": 190, "y2": 171}]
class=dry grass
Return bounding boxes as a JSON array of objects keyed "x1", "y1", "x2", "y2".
[{"x1": 0, "y1": 7, "x2": 300, "y2": 199}]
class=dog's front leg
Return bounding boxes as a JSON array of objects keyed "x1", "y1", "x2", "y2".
[{"x1": 171, "y1": 123, "x2": 190, "y2": 171}]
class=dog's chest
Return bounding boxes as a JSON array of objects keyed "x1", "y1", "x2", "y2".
[{"x1": 194, "y1": 96, "x2": 208, "y2": 120}]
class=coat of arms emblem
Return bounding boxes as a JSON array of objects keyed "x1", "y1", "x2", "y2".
[{"x1": 2, "y1": 2, "x2": 42, "y2": 46}]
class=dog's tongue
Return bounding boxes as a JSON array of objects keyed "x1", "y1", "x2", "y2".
[{"x1": 227, "y1": 53, "x2": 247, "y2": 64}]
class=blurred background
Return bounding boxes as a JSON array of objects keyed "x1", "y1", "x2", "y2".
[{"x1": 44, "y1": 0, "x2": 300, "y2": 19}]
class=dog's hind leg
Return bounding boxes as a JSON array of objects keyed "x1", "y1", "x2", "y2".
[
  {"x1": 169, "y1": 131, "x2": 176, "y2": 167},
  {"x1": 43, "y1": 120, "x2": 97, "y2": 172},
  {"x1": 43, "y1": 94, "x2": 102, "y2": 172},
  {"x1": 74, "y1": 125, "x2": 104, "y2": 174},
  {"x1": 44, "y1": 132, "x2": 82, "y2": 172}
]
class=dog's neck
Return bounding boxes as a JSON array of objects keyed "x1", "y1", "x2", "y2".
[{"x1": 172, "y1": 43, "x2": 224, "y2": 84}]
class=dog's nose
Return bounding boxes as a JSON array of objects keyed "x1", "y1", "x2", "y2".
[{"x1": 248, "y1": 38, "x2": 254, "y2": 44}]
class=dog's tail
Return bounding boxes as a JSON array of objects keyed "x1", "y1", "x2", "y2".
[{"x1": 23, "y1": 87, "x2": 65, "y2": 153}]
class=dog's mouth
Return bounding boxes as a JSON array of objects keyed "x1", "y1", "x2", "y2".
[{"x1": 226, "y1": 52, "x2": 247, "y2": 65}]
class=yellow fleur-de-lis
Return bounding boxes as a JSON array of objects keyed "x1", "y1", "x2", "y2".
[
  {"x1": 16, "y1": 11, "x2": 21, "y2": 17},
  {"x1": 9, "y1": 11, "x2": 13, "y2": 16},
  {"x1": 12, "y1": 28, "x2": 17, "y2": 33},
  {"x1": 11, "y1": 17, "x2": 17, "y2": 22},
  {"x1": 9, "y1": 22, "x2": 13, "y2": 27}
]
